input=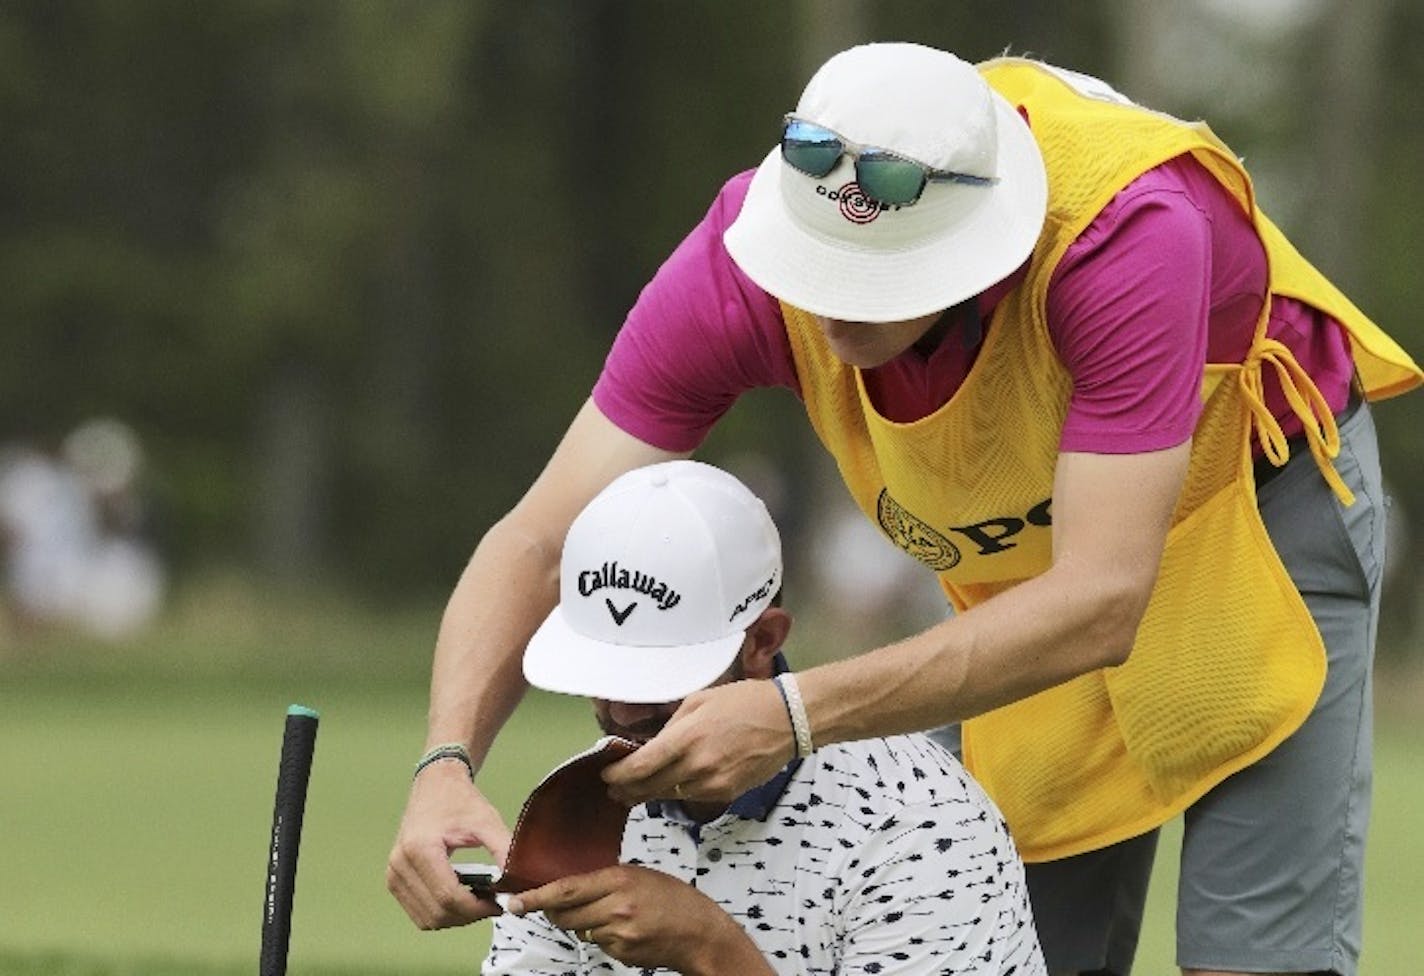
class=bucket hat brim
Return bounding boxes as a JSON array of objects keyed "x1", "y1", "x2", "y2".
[{"x1": 724, "y1": 90, "x2": 1047, "y2": 323}]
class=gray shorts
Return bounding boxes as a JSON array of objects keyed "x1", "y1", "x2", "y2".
[{"x1": 933, "y1": 397, "x2": 1386, "y2": 976}]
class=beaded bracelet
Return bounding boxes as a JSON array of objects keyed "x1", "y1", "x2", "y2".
[
  {"x1": 413, "y1": 742, "x2": 475, "y2": 781},
  {"x1": 773, "y1": 673, "x2": 815, "y2": 759}
]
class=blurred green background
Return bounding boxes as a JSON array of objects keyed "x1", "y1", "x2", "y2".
[{"x1": 1, "y1": 1, "x2": 1420, "y2": 973}]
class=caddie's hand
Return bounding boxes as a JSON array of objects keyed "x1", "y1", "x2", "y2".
[
  {"x1": 508, "y1": 865, "x2": 768, "y2": 975},
  {"x1": 602, "y1": 678, "x2": 794, "y2": 806},
  {"x1": 386, "y1": 760, "x2": 512, "y2": 929}
]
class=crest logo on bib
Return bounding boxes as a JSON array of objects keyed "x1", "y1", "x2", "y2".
[{"x1": 876, "y1": 489, "x2": 961, "y2": 571}]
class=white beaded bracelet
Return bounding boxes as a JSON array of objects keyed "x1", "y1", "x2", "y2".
[{"x1": 773, "y1": 673, "x2": 815, "y2": 759}]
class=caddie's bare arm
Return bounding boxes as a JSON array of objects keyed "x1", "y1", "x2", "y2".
[
  {"x1": 607, "y1": 441, "x2": 1191, "y2": 803},
  {"x1": 387, "y1": 398, "x2": 682, "y2": 929}
]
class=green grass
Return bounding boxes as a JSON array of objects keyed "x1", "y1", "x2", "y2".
[
  {"x1": 1, "y1": 587, "x2": 1420, "y2": 974},
  {"x1": 0, "y1": 674, "x2": 593, "y2": 975}
]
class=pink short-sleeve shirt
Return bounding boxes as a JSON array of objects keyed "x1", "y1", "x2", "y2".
[{"x1": 592, "y1": 156, "x2": 1353, "y2": 455}]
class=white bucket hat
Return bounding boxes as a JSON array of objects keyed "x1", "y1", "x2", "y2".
[
  {"x1": 524, "y1": 460, "x2": 782, "y2": 704},
  {"x1": 724, "y1": 42, "x2": 1048, "y2": 323}
]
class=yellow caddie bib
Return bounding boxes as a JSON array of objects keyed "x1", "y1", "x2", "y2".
[{"x1": 782, "y1": 59, "x2": 1422, "y2": 861}]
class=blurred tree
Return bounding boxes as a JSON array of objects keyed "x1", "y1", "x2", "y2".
[
  {"x1": 211, "y1": 2, "x2": 490, "y2": 584},
  {"x1": 0, "y1": 1, "x2": 1416, "y2": 636},
  {"x1": 0, "y1": 0, "x2": 279, "y2": 559}
]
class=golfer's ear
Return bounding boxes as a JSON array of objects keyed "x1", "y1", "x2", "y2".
[{"x1": 741, "y1": 607, "x2": 792, "y2": 679}]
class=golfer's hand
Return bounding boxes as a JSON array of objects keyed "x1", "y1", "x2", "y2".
[
  {"x1": 603, "y1": 678, "x2": 794, "y2": 805},
  {"x1": 386, "y1": 761, "x2": 512, "y2": 929},
  {"x1": 509, "y1": 865, "x2": 773, "y2": 975}
]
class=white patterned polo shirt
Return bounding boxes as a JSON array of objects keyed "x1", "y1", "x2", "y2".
[{"x1": 483, "y1": 732, "x2": 1046, "y2": 975}]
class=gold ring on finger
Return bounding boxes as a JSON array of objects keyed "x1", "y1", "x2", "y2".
[
  {"x1": 583, "y1": 927, "x2": 595, "y2": 944},
  {"x1": 673, "y1": 782, "x2": 684, "y2": 799}
]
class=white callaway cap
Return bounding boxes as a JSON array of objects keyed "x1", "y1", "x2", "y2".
[
  {"x1": 524, "y1": 460, "x2": 782, "y2": 704},
  {"x1": 724, "y1": 42, "x2": 1048, "y2": 322}
]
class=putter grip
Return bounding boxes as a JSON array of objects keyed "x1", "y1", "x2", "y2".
[{"x1": 260, "y1": 705, "x2": 320, "y2": 976}]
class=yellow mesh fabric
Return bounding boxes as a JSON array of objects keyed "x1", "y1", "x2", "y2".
[
  {"x1": 782, "y1": 58, "x2": 1420, "y2": 861},
  {"x1": 784, "y1": 281, "x2": 1071, "y2": 586},
  {"x1": 1109, "y1": 448, "x2": 1326, "y2": 805},
  {"x1": 959, "y1": 380, "x2": 1325, "y2": 859},
  {"x1": 1255, "y1": 213, "x2": 1423, "y2": 401}
]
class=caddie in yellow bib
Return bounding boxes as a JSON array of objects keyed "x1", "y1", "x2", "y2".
[
  {"x1": 781, "y1": 56, "x2": 1419, "y2": 862},
  {"x1": 722, "y1": 42, "x2": 1420, "y2": 976}
]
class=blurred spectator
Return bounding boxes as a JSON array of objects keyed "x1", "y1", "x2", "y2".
[
  {"x1": 0, "y1": 439, "x2": 97, "y2": 632},
  {"x1": 808, "y1": 493, "x2": 948, "y2": 654},
  {"x1": 0, "y1": 418, "x2": 165, "y2": 641}
]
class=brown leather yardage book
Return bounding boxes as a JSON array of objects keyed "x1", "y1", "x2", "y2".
[{"x1": 454, "y1": 735, "x2": 639, "y2": 896}]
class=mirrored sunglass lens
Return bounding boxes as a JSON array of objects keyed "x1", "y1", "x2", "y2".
[
  {"x1": 782, "y1": 120, "x2": 843, "y2": 177},
  {"x1": 856, "y1": 156, "x2": 926, "y2": 205}
]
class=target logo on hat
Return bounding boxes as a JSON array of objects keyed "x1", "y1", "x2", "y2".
[
  {"x1": 834, "y1": 181, "x2": 883, "y2": 224},
  {"x1": 807, "y1": 179, "x2": 887, "y2": 224}
]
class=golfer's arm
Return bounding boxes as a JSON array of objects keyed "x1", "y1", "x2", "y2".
[
  {"x1": 424, "y1": 398, "x2": 684, "y2": 765},
  {"x1": 801, "y1": 443, "x2": 1191, "y2": 744}
]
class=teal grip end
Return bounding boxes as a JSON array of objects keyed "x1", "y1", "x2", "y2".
[{"x1": 287, "y1": 704, "x2": 320, "y2": 719}]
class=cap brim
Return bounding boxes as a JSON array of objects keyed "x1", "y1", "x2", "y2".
[
  {"x1": 724, "y1": 93, "x2": 1046, "y2": 322},
  {"x1": 523, "y1": 605, "x2": 745, "y2": 704}
]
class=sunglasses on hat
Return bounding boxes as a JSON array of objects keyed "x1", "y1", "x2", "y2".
[{"x1": 780, "y1": 116, "x2": 998, "y2": 207}]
